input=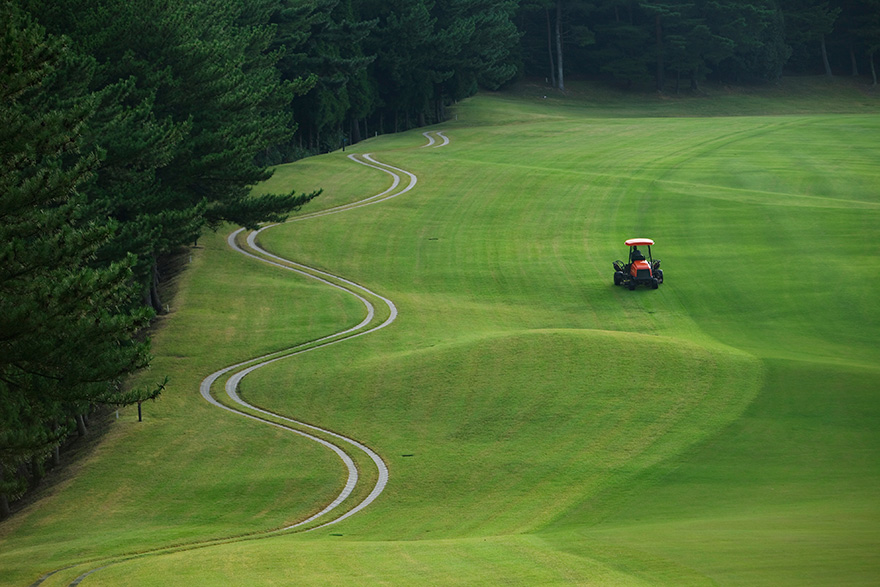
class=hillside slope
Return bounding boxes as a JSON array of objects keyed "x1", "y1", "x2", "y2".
[{"x1": 1, "y1": 79, "x2": 878, "y2": 586}]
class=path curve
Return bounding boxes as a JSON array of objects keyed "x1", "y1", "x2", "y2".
[
  {"x1": 201, "y1": 152, "x2": 421, "y2": 530},
  {"x1": 194, "y1": 149, "x2": 427, "y2": 531},
  {"x1": 422, "y1": 130, "x2": 450, "y2": 148},
  {"x1": 45, "y1": 135, "x2": 449, "y2": 586}
]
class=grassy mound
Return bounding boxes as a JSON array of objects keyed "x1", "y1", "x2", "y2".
[{"x1": 240, "y1": 329, "x2": 761, "y2": 537}]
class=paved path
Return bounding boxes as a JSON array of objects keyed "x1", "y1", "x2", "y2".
[
  {"x1": 204, "y1": 148, "x2": 431, "y2": 530},
  {"x1": 422, "y1": 130, "x2": 449, "y2": 148}
]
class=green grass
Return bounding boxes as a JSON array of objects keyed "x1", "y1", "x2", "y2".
[
  {"x1": 573, "y1": 359, "x2": 880, "y2": 585},
  {"x1": 1, "y1": 78, "x2": 878, "y2": 586}
]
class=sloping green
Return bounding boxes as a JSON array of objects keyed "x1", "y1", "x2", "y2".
[{"x1": 1, "y1": 82, "x2": 878, "y2": 586}]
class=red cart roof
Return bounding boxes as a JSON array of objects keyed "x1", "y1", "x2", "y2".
[{"x1": 625, "y1": 238, "x2": 654, "y2": 246}]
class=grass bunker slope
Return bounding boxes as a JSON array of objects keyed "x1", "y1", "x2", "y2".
[{"x1": 1, "y1": 79, "x2": 879, "y2": 586}]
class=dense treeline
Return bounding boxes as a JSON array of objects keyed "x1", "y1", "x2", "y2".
[
  {"x1": 521, "y1": 0, "x2": 880, "y2": 91},
  {"x1": 1, "y1": 0, "x2": 878, "y2": 516}
]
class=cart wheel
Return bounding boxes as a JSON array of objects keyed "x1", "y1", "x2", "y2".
[
  {"x1": 651, "y1": 278, "x2": 659, "y2": 289},
  {"x1": 628, "y1": 282, "x2": 636, "y2": 291}
]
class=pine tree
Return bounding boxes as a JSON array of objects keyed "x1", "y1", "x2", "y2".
[
  {"x1": 0, "y1": 1, "x2": 160, "y2": 516},
  {"x1": 780, "y1": 0, "x2": 840, "y2": 76},
  {"x1": 274, "y1": 0, "x2": 376, "y2": 151},
  {"x1": 22, "y1": 0, "x2": 320, "y2": 310}
]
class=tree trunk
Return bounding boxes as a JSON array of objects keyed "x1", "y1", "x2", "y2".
[
  {"x1": 555, "y1": 0, "x2": 564, "y2": 91},
  {"x1": 76, "y1": 413, "x2": 88, "y2": 437},
  {"x1": 149, "y1": 257, "x2": 162, "y2": 314},
  {"x1": 820, "y1": 35, "x2": 833, "y2": 77},
  {"x1": 351, "y1": 115, "x2": 361, "y2": 144},
  {"x1": 29, "y1": 457, "x2": 43, "y2": 488},
  {"x1": 546, "y1": 7, "x2": 556, "y2": 88},
  {"x1": 655, "y1": 14, "x2": 664, "y2": 92},
  {"x1": 0, "y1": 468, "x2": 10, "y2": 519},
  {"x1": 870, "y1": 51, "x2": 877, "y2": 86}
]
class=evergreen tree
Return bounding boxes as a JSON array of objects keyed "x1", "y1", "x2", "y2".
[
  {"x1": 708, "y1": 0, "x2": 790, "y2": 82},
  {"x1": 537, "y1": 0, "x2": 596, "y2": 91},
  {"x1": 22, "y1": 0, "x2": 320, "y2": 310},
  {"x1": 0, "y1": 1, "x2": 160, "y2": 516},
  {"x1": 644, "y1": 2, "x2": 718, "y2": 91},
  {"x1": 275, "y1": 0, "x2": 376, "y2": 151},
  {"x1": 363, "y1": 0, "x2": 440, "y2": 131},
  {"x1": 593, "y1": 1, "x2": 653, "y2": 88},
  {"x1": 435, "y1": 0, "x2": 521, "y2": 99},
  {"x1": 360, "y1": 0, "x2": 518, "y2": 130},
  {"x1": 779, "y1": 0, "x2": 839, "y2": 75},
  {"x1": 831, "y1": 0, "x2": 880, "y2": 80}
]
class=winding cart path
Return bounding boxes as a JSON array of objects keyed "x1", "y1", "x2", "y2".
[
  {"x1": 37, "y1": 131, "x2": 450, "y2": 587},
  {"x1": 198, "y1": 151, "x2": 422, "y2": 532},
  {"x1": 204, "y1": 142, "x2": 442, "y2": 530}
]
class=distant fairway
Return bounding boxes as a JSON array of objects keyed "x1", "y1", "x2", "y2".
[{"x1": 1, "y1": 80, "x2": 879, "y2": 586}]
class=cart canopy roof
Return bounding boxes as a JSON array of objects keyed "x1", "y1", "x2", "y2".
[{"x1": 625, "y1": 238, "x2": 654, "y2": 247}]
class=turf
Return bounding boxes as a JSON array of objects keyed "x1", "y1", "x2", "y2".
[{"x1": 1, "y1": 78, "x2": 878, "y2": 586}]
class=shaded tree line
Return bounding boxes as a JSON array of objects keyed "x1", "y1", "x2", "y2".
[
  {"x1": 1, "y1": 0, "x2": 317, "y2": 516},
  {"x1": 518, "y1": 0, "x2": 880, "y2": 91},
  {"x1": 267, "y1": 0, "x2": 521, "y2": 157}
]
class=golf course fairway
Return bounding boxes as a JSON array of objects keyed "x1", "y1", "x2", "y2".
[{"x1": 1, "y1": 80, "x2": 878, "y2": 585}]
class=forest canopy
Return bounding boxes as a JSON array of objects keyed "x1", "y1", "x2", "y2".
[{"x1": 1, "y1": 0, "x2": 878, "y2": 516}]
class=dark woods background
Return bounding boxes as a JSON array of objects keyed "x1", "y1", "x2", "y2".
[{"x1": 1, "y1": 0, "x2": 878, "y2": 516}]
